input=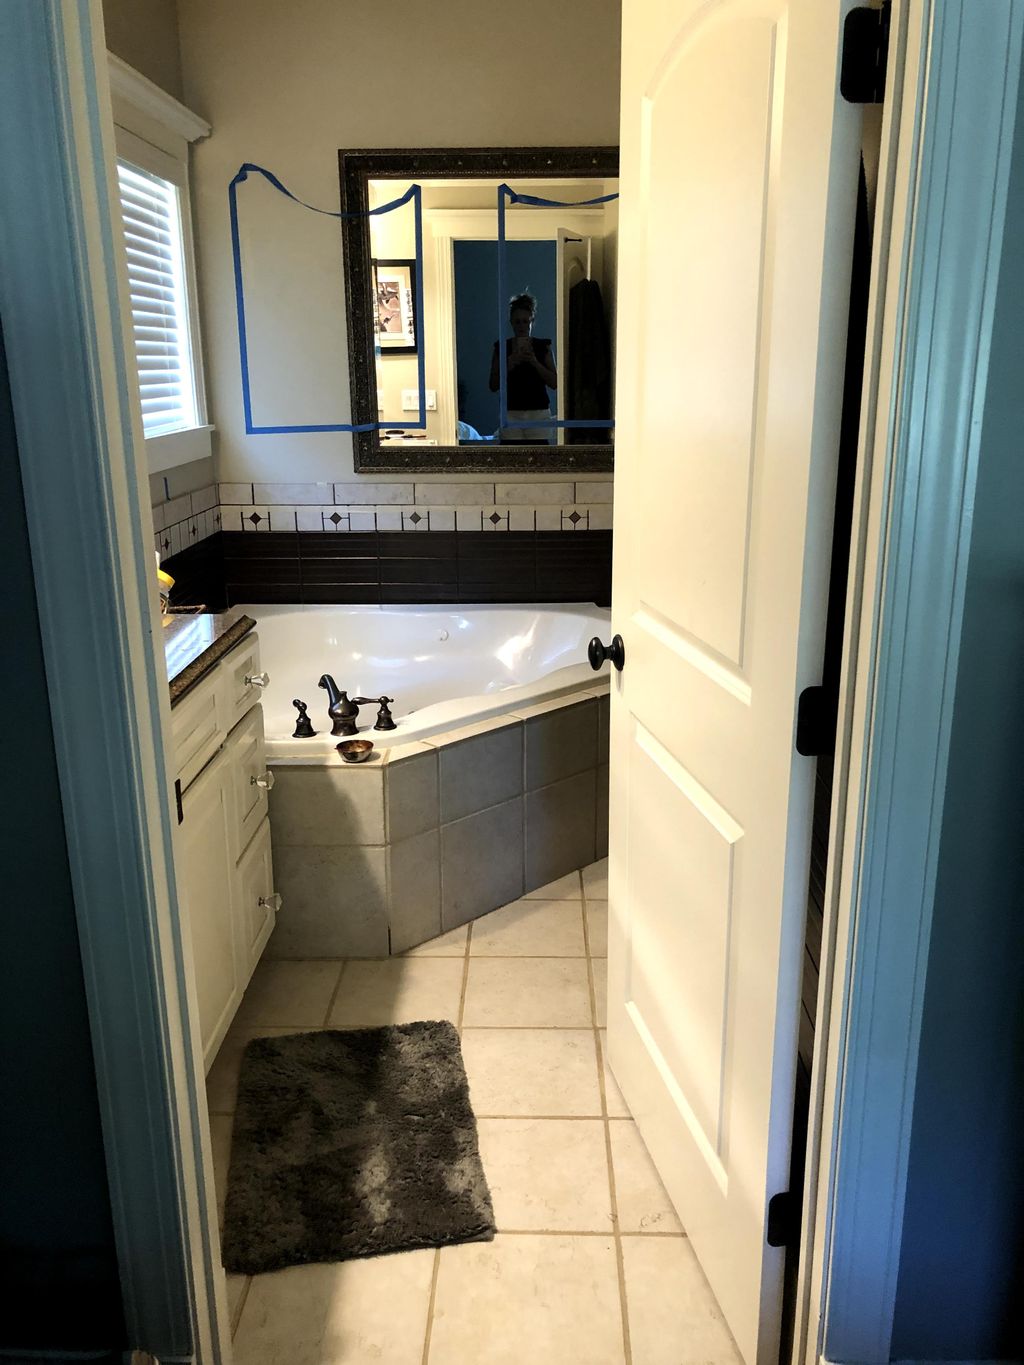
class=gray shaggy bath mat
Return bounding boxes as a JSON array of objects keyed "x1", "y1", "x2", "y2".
[{"x1": 220, "y1": 1021, "x2": 495, "y2": 1275}]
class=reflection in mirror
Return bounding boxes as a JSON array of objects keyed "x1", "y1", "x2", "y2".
[{"x1": 366, "y1": 176, "x2": 617, "y2": 452}]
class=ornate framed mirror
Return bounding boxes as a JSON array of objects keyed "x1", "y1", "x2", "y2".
[{"x1": 340, "y1": 146, "x2": 619, "y2": 473}]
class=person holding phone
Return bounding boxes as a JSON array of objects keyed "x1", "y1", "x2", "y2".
[{"x1": 489, "y1": 291, "x2": 557, "y2": 443}]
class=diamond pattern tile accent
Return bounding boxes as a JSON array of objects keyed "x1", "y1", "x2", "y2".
[
  {"x1": 568, "y1": 511, "x2": 582, "y2": 525},
  {"x1": 489, "y1": 512, "x2": 502, "y2": 525},
  {"x1": 410, "y1": 511, "x2": 423, "y2": 525},
  {"x1": 247, "y1": 512, "x2": 263, "y2": 526},
  {"x1": 329, "y1": 512, "x2": 343, "y2": 525}
]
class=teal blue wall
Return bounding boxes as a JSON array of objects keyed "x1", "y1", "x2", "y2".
[
  {"x1": 453, "y1": 238, "x2": 557, "y2": 435},
  {"x1": 889, "y1": 71, "x2": 1024, "y2": 1362},
  {"x1": 0, "y1": 323, "x2": 125, "y2": 1358}
]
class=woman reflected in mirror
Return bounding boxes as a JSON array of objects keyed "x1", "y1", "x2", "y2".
[{"x1": 489, "y1": 291, "x2": 557, "y2": 443}]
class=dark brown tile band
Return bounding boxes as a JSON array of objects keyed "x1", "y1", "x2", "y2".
[{"x1": 162, "y1": 530, "x2": 612, "y2": 611}]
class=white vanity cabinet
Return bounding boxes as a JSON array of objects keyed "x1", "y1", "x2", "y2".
[{"x1": 171, "y1": 632, "x2": 279, "y2": 1071}]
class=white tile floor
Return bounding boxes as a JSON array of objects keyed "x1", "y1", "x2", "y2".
[{"x1": 208, "y1": 858, "x2": 742, "y2": 1364}]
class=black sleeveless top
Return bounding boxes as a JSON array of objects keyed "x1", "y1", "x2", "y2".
[{"x1": 493, "y1": 337, "x2": 553, "y2": 410}]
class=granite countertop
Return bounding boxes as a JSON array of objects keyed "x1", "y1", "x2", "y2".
[{"x1": 165, "y1": 607, "x2": 257, "y2": 706}]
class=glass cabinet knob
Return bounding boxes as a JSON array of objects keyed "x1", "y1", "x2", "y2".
[
  {"x1": 245, "y1": 671, "x2": 270, "y2": 688},
  {"x1": 258, "y1": 892, "x2": 283, "y2": 913},
  {"x1": 251, "y1": 770, "x2": 275, "y2": 790}
]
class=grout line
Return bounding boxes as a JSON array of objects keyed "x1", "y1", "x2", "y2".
[
  {"x1": 456, "y1": 920, "x2": 473, "y2": 1035},
  {"x1": 322, "y1": 961, "x2": 348, "y2": 1027},
  {"x1": 231, "y1": 1276, "x2": 252, "y2": 1338},
  {"x1": 585, "y1": 867, "x2": 633, "y2": 1364},
  {"x1": 423, "y1": 921, "x2": 474, "y2": 1363},
  {"x1": 477, "y1": 1112, "x2": 605, "y2": 1121},
  {"x1": 492, "y1": 1227, "x2": 684, "y2": 1239},
  {"x1": 420, "y1": 1248, "x2": 442, "y2": 1365}
]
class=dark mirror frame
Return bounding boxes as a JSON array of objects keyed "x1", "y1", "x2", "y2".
[{"x1": 339, "y1": 146, "x2": 619, "y2": 474}]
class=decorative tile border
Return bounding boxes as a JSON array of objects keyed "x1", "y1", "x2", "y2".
[
  {"x1": 152, "y1": 482, "x2": 222, "y2": 561},
  {"x1": 155, "y1": 480, "x2": 613, "y2": 559}
]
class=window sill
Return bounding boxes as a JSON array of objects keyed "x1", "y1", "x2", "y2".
[{"x1": 145, "y1": 425, "x2": 214, "y2": 474}]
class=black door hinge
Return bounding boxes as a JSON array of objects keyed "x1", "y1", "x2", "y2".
[
  {"x1": 174, "y1": 778, "x2": 184, "y2": 825},
  {"x1": 796, "y1": 686, "x2": 837, "y2": 758},
  {"x1": 767, "y1": 1191, "x2": 798, "y2": 1248},
  {"x1": 841, "y1": 2, "x2": 891, "y2": 104}
]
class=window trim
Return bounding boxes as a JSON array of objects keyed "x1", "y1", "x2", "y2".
[{"x1": 108, "y1": 55, "x2": 212, "y2": 474}]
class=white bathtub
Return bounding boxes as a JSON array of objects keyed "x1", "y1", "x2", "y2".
[{"x1": 242, "y1": 602, "x2": 612, "y2": 760}]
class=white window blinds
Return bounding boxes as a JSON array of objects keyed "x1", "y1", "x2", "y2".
[{"x1": 116, "y1": 160, "x2": 198, "y2": 436}]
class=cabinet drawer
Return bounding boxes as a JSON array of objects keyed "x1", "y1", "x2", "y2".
[
  {"x1": 171, "y1": 673, "x2": 221, "y2": 789},
  {"x1": 229, "y1": 705, "x2": 270, "y2": 860},
  {"x1": 222, "y1": 632, "x2": 265, "y2": 732},
  {"x1": 236, "y1": 817, "x2": 276, "y2": 982}
]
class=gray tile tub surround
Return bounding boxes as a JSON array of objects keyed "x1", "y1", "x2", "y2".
[
  {"x1": 264, "y1": 686, "x2": 611, "y2": 958},
  {"x1": 267, "y1": 759, "x2": 390, "y2": 959}
]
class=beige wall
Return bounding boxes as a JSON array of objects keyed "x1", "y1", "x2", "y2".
[
  {"x1": 102, "y1": 0, "x2": 183, "y2": 100},
  {"x1": 177, "y1": 0, "x2": 621, "y2": 484}
]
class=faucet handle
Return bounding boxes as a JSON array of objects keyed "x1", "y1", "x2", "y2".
[{"x1": 354, "y1": 698, "x2": 398, "y2": 731}]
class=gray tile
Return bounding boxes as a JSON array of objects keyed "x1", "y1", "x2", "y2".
[
  {"x1": 333, "y1": 481, "x2": 414, "y2": 505},
  {"x1": 495, "y1": 480, "x2": 574, "y2": 504},
  {"x1": 596, "y1": 764, "x2": 609, "y2": 859},
  {"x1": 441, "y1": 797, "x2": 524, "y2": 931},
  {"x1": 165, "y1": 455, "x2": 214, "y2": 498},
  {"x1": 387, "y1": 749, "x2": 439, "y2": 842},
  {"x1": 253, "y1": 481, "x2": 333, "y2": 505},
  {"x1": 440, "y1": 723, "x2": 523, "y2": 823},
  {"x1": 218, "y1": 482, "x2": 253, "y2": 504},
  {"x1": 163, "y1": 494, "x2": 190, "y2": 526},
  {"x1": 414, "y1": 482, "x2": 495, "y2": 506},
  {"x1": 268, "y1": 764, "x2": 385, "y2": 847},
  {"x1": 267, "y1": 845, "x2": 388, "y2": 957},
  {"x1": 388, "y1": 829, "x2": 442, "y2": 953},
  {"x1": 526, "y1": 770, "x2": 597, "y2": 889},
  {"x1": 575, "y1": 479, "x2": 614, "y2": 503},
  {"x1": 598, "y1": 693, "x2": 610, "y2": 766},
  {"x1": 525, "y1": 698, "x2": 598, "y2": 790}
]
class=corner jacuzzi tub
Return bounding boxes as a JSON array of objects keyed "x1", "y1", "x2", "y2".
[
  {"x1": 246, "y1": 603, "x2": 612, "y2": 760},
  {"x1": 244, "y1": 603, "x2": 612, "y2": 957}
]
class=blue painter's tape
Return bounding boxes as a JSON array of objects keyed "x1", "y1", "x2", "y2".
[
  {"x1": 496, "y1": 183, "x2": 618, "y2": 433},
  {"x1": 228, "y1": 163, "x2": 426, "y2": 434}
]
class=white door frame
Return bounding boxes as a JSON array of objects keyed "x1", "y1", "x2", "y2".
[
  {"x1": 797, "y1": 2, "x2": 1024, "y2": 1362},
  {"x1": 3, "y1": 1, "x2": 1021, "y2": 1362},
  {"x1": 0, "y1": 1, "x2": 229, "y2": 1360}
]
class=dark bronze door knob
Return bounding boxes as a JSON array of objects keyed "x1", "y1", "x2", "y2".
[{"x1": 588, "y1": 634, "x2": 625, "y2": 672}]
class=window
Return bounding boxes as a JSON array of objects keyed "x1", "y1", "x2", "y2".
[
  {"x1": 116, "y1": 160, "x2": 199, "y2": 437},
  {"x1": 107, "y1": 52, "x2": 211, "y2": 471}
]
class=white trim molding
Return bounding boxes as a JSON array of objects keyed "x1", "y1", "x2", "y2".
[
  {"x1": 811, "y1": 1, "x2": 1024, "y2": 1361},
  {"x1": 107, "y1": 50, "x2": 210, "y2": 144},
  {"x1": 0, "y1": 1, "x2": 228, "y2": 1360}
]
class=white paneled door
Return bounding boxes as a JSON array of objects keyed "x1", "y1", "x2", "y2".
[{"x1": 606, "y1": 2, "x2": 862, "y2": 1362}]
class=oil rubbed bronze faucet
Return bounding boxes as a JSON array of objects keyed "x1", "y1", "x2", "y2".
[
  {"x1": 354, "y1": 696, "x2": 397, "y2": 731},
  {"x1": 318, "y1": 675, "x2": 361, "y2": 736}
]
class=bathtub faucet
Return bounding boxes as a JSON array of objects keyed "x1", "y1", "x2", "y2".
[
  {"x1": 354, "y1": 696, "x2": 397, "y2": 731},
  {"x1": 318, "y1": 675, "x2": 360, "y2": 737}
]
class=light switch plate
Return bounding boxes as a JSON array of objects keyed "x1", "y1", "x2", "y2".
[{"x1": 401, "y1": 388, "x2": 437, "y2": 411}]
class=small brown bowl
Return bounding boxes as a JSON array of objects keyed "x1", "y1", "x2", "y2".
[{"x1": 337, "y1": 739, "x2": 375, "y2": 763}]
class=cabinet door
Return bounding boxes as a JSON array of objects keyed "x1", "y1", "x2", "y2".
[
  {"x1": 235, "y1": 818, "x2": 276, "y2": 984},
  {"x1": 178, "y1": 749, "x2": 240, "y2": 1070},
  {"x1": 221, "y1": 632, "x2": 264, "y2": 733},
  {"x1": 229, "y1": 705, "x2": 270, "y2": 861}
]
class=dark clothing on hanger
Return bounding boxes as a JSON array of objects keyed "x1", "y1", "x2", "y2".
[{"x1": 566, "y1": 280, "x2": 611, "y2": 443}]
